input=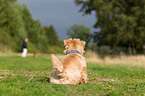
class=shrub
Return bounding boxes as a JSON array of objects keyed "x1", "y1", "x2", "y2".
[
  {"x1": 27, "y1": 42, "x2": 40, "y2": 53},
  {"x1": 48, "y1": 46, "x2": 64, "y2": 54}
]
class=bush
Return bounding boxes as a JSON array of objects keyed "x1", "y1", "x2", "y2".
[
  {"x1": 48, "y1": 46, "x2": 64, "y2": 54},
  {"x1": 27, "y1": 42, "x2": 40, "y2": 53},
  {"x1": 89, "y1": 44, "x2": 129, "y2": 56},
  {"x1": 0, "y1": 30, "x2": 16, "y2": 52}
]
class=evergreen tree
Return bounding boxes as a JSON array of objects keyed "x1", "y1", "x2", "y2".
[
  {"x1": 22, "y1": 4, "x2": 48, "y2": 52},
  {"x1": 0, "y1": 0, "x2": 7, "y2": 29},
  {"x1": 8, "y1": 2, "x2": 27, "y2": 51},
  {"x1": 43, "y1": 25, "x2": 63, "y2": 53},
  {"x1": 0, "y1": 0, "x2": 27, "y2": 51},
  {"x1": 22, "y1": 4, "x2": 33, "y2": 38},
  {"x1": 0, "y1": 0, "x2": 62, "y2": 53},
  {"x1": 44, "y1": 25, "x2": 60, "y2": 46},
  {"x1": 34, "y1": 20, "x2": 48, "y2": 52}
]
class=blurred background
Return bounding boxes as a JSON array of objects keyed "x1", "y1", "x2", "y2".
[{"x1": 0, "y1": 0, "x2": 144, "y2": 56}]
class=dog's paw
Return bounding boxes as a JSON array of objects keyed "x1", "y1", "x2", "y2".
[{"x1": 80, "y1": 80, "x2": 87, "y2": 83}]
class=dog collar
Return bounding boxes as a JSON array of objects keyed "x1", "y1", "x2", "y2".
[{"x1": 67, "y1": 50, "x2": 81, "y2": 55}]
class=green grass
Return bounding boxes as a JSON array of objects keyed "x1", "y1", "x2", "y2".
[{"x1": 0, "y1": 56, "x2": 145, "y2": 96}]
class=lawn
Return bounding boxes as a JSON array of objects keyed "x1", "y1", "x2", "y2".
[{"x1": 0, "y1": 55, "x2": 145, "y2": 96}]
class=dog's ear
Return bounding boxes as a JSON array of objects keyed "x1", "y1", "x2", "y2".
[
  {"x1": 64, "y1": 38, "x2": 72, "y2": 46},
  {"x1": 63, "y1": 40, "x2": 67, "y2": 46},
  {"x1": 80, "y1": 41, "x2": 86, "y2": 47}
]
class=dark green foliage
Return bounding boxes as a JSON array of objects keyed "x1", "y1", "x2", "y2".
[
  {"x1": 0, "y1": 0, "x2": 7, "y2": 29},
  {"x1": 67, "y1": 24, "x2": 91, "y2": 47},
  {"x1": 75, "y1": 0, "x2": 145, "y2": 53},
  {"x1": 44, "y1": 25, "x2": 64, "y2": 53},
  {"x1": 21, "y1": 4, "x2": 49, "y2": 53},
  {"x1": 44, "y1": 25, "x2": 60, "y2": 46},
  {"x1": 0, "y1": 0, "x2": 27, "y2": 51},
  {"x1": 0, "y1": 0, "x2": 61, "y2": 53},
  {"x1": 0, "y1": 29, "x2": 16, "y2": 51},
  {"x1": 21, "y1": 4, "x2": 33, "y2": 36}
]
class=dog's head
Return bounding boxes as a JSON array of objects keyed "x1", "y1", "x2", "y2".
[{"x1": 63, "y1": 38, "x2": 86, "y2": 55}]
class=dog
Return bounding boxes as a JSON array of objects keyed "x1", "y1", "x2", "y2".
[{"x1": 50, "y1": 38, "x2": 87, "y2": 84}]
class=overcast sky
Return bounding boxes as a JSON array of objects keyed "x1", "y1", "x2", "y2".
[{"x1": 17, "y1": 0, "x2": 96, "y2": 40}]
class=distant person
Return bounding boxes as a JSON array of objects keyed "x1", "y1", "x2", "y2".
[{"x1": 22, "y1": 38, "x2": 28, "y2": 57}]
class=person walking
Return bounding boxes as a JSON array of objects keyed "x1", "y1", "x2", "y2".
[{"x1": 22, "y1": 38, "x2": 28, "y2": 57}]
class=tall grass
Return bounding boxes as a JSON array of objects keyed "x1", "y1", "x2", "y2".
[{"x1": 85, "y1": 50, "x2": 145, "y2": 67}]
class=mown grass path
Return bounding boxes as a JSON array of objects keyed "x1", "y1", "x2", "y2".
[{"x1": 0, "y1": 56, "x2": 145, "y2": 96}]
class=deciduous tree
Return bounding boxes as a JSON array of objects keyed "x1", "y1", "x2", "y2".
[
  {"x1": 75, "y1": 0, "x2": 145, "y2": 53},
  {"x1": 67, "y1": 24, "x2": 91, "y2": 47}
]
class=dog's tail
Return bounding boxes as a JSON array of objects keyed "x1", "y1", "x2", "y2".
[{"x1": 50, "y1": 54, "x2": 63, "y2": 72}]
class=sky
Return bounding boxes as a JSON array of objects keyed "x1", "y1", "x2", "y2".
[{"x1": 17, "y1": 0, "x2": 96, "y2": 40}]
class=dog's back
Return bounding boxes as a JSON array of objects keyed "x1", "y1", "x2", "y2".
[
  {"x1": 61, "y1": 53, "x2": 86, "y2": 83},
  {"x1": 62, "y1": 53, "x2": 85, "y2": 73}
]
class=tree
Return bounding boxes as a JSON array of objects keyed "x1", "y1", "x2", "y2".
[
  {"x1": 0, "y1": 0, "x2": 7, "y2": 29},
  {"x1": 0, "y1": 0, "x2": 27, "y2": 51},
  {"x1": 21, "y1": 4, "x2": 33, "y2": 36},
  {"x1": 43, "y1": 25, "x2": 64, "y2": 53},
  {"x1": 0, "y1": 0, "x2": 49, "y2": 53},
  {"x1": 75, "y1": 0, "x2": 145, "y2": 53},
  {"x1": 29, "y1": 20, "x2": 48, "y2": 52},
  {"x1": 67, "y1": 24, "x2": 91, "y2": 47},
  {"x1": 22, "y1": 4, "x2": 48, "y2": 52},
  {"x1": 44, "y1": 25, "x2": 60, "y2": 46}
]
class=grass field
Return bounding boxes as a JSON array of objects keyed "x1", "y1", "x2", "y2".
[{"x1": 0, "y1": 54, "x2": 145, "y2": 96}]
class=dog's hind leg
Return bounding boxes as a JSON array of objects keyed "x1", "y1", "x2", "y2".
[
  {"x1": 50, "y1": 54, "x2": 63, "y2": 72},
  {"x1": 81, "y1": 67, "x2": 87, "y2": 83}
]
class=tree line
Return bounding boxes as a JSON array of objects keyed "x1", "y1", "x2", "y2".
[
  {"x1": 0, "y1": 0, "x2": 144, "y2": 55},
  {"x1": 75, "y1": 0, "x2": 145, "y2": 54},
  {"x1": 0, "y1": 0, "x2": 63, "y2": 53}
]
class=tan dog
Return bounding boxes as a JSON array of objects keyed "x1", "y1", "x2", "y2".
[{"x1": 50, "y1": 38, "x2": 87, "y2": 84}]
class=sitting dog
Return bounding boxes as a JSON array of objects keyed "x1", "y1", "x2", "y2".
[{"x1": 50, "y1": 38, "x2": 87, "y2": 84}]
